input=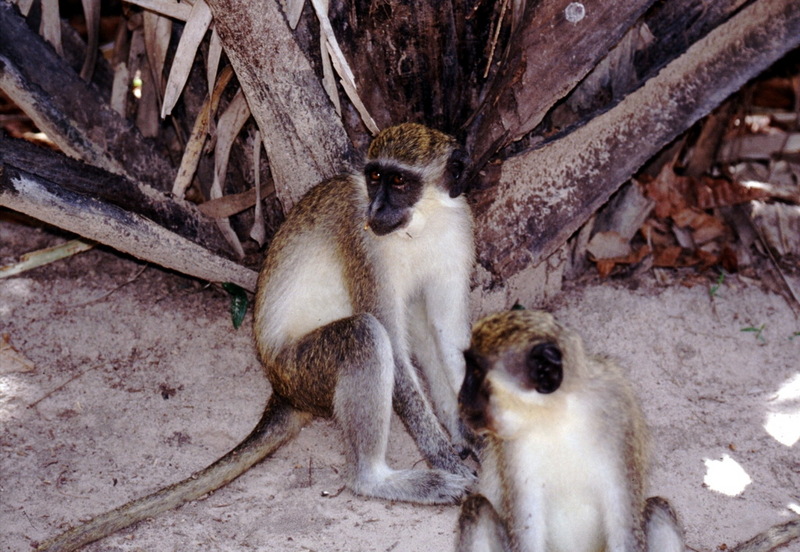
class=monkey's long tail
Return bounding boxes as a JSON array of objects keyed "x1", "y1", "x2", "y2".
[
  {"x1": 729, "y1": 518, "x2": 800, "y2": 552},
  {"x1": 36, "y1": 395, "x2": 312, "y2": 552}
]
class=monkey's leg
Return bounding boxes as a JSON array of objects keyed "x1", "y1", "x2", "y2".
[
  {"x1": 391, "y1": 350, "x2": 475, "y2": 480},
  {"x1": 287, "y1": 313, "x2": 471, "y2": 504},
  {"x1": 36, "y1": 395, "x2": 310, "y2": 552},
  {"x1": 409, "y1": 281, "x2": 473, "y2": 451},
  {"x1": 644, "y1": 497, "x2": 685, "y2": 552},
  {"x1": 456, "y1": 494, "x2": 513, "y2": 552}
]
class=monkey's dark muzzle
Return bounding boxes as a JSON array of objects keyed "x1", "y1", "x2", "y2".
[{"x1": 526, "y1": 342, "x2": 563, "y2": 394}]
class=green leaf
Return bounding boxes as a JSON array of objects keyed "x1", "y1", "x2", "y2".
[
  {"x1": 740, "y1": 324, "x2": 766, "y2": 342},
  {"x1": 709, "y1": 271, "x2": 726, "y2": 298},
  {"x1": 222, "y1": 282, "x2": 248, "y2": 329}
]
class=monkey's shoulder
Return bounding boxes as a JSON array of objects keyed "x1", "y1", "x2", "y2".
[
  {"x1": 585, "y1": 353, "x2": 626, "y2": 378},
  {"x1": 293, "y1": 174, "x2": 365, "y2": 216},
  {"x1": 585, "y1": 353, "x2": 640, "y2": 398},
  {"x1": 583, "y1": 353, "x2": 649, "y2": 455},
  {"x1": 269, "y1": 174, "x2": 366, "y2": 245}
]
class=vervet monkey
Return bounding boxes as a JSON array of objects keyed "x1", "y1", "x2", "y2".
[
  {"x1": 455, "y1": 309, "x2": 800, "y2": 552},
  {"x1": 37, "y1": 123, "x2": 475, "y2": 552}
]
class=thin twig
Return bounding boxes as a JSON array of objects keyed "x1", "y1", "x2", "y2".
[
  {"x1": 484, "y1": 0, "x2": 510, "y2": 79},
  {"x1": 750, "y1": 215, "x2": 800, "y2": 316},
  {"x1": 27, "y1": 365, "x2": 99, "y2": 410},
  {"x1": 0, "y1": 239, "x2": 95, "y2": 279},
  {"x1": 65, "y1": 263, "x2": 149, "y2": 309}
]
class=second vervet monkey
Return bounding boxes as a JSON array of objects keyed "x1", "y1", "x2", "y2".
[
  {"x1": 455, "y1": 309, "x2": 800, "y2": 552},
  {"x1": 36, "y1": 123, "x2": 475, "y2": 552}
]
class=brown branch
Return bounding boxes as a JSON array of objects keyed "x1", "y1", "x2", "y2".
[
  {"x1": 0, "y1": 0, "x2": 175, "y2": 191},
  {"x1": 0, "y1": 138, "x2": 258, "y2": 291},
  {"x1": 0, "y1": 135, "x2": 234, "y2": 258}
]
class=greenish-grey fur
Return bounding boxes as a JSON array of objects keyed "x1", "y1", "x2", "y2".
[
  {"x1": 367, "y1": 123, "x2": 458, "y2": 166},
  {"x1": 37, "y1": 123, "x2": 475, "y2": 551},
  {"x1": 465, "y1": 310, "x2": 651, "y2": 552},
  {"x1": 457, "y1": 310, "x2": 799, "y2": 552}
]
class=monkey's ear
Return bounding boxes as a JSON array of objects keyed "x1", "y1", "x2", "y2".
[
  {"x1": 527, "y1": 342, "x2": 563, "y2": 394},
  {"x1": 446, "y1": 148, "x2": 470, "y2": 198}
]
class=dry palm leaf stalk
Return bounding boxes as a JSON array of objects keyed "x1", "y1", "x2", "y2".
[
  {"x1": 124, "y1": 0, "x2": 192, "y2": 25},
  {"x1": 211, "y1": 88, "x2": 252, "y2": 257},
  {"x1": 172, "y1": 65, "x2": 235, "y2": 198},
  {"x1": 39, "y1": 0, "x2": 63, "y2": 56},
  {"x1": 0, "y1": 239, "x2": 95, "y2": 279},
  {"x1": 79, "y1": 0, "x2": 100, "y2": 80},
  {"x1": 250, "y1": 130, "x2": 266, "y2": 246},
  {"x1": 142, "y1": 8, "x2": 172, "y2": 104},
  {"x1": 160, "y1": 0, "x2": 213, "y2": 118},
  {"x1": 310, "y1": 0, "x2": 379, "y2": 134}
]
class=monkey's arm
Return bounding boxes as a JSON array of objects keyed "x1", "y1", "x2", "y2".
[
  {"x1": 391, "y1": 354, "x2": 473, "y2": 479},
  {"x1": 422, "y1": 233, "x2": 472, "y2": 381},
  {"x1": 456, "y1": 494, "x2": 513, "y2": 552},
  {"x1": 36, "y1": 395, "x2": 311, "y2": 552},
  {"x1": 408, "y1": 273, "x2": 472, "y2": 448}
]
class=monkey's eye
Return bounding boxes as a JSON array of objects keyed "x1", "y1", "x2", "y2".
[
  {"x1": 368, "y1": 170, "x2": 381, "y2": 182},
  {"x1": 391, "y1": 174, "x2": 405, "y2": 188}
]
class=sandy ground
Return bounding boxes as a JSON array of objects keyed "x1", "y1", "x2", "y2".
[{"x1": 1, "y1": 216, "x2": 799, "y2": 552}]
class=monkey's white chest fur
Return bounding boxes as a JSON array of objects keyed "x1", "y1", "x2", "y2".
[
  {"x1": 256, "y1": 180, "x2": 473, "y2": 362},
  {"x1": 488, "y1": 396, "x2": 623, "y2": 552}
]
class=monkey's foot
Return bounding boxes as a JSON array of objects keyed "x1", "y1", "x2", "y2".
[
  {"x1": 426, "y1": 447, "x2": 477, "y2": 481},
  {"x1": 352, "y1": 467, "x2": 472, "y2": 505}
]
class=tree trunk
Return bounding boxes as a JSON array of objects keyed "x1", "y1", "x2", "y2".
[
  {"x1": 465, "y1": 0, "x2": 656, "y2": 171},
  {"x1": 206, "y1": 0, "x2": 354, "y2": 211},
  {"x1": 473, "y1": 0, "x2": 800, "y2": 285}
]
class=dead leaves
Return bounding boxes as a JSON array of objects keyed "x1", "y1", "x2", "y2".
[
  {"x1": 587, "y1": 71, "x2": 800, "y2": 280},
  {"x1": 587, "y1": 170, "x2": 748, "y2": 277},
  {"x1": 12, "y1": 0, "x2": 375, "y2": 257},
  {"x1": 160, "y1": 0, "x2": 212, "y2": 119}
]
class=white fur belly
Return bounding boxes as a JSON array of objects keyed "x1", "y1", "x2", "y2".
[
  {"x1": 541, "y1": 490, "x2": 604, "y2": 552},
  {"x1": 256, "y1": 238, "x2": 353, "y2": 355},
  {"x1": 506, "y1": 406, "x2": 612, "y2": 552}
]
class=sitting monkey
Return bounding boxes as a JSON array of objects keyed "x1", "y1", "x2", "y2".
[{"x1": 456, "y1": 309, "x2": 799, "y2": 552}]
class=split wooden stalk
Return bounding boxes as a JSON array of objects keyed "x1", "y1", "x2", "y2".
[
  {"x1": 172, "y1": 66, "x2": 235, "y2": 198},
  {"x1": 211, "y1": 89, "x2": 252, "y2": 258},
  {"x1": 160, "y1": 0, "x2": 213, "y2": 118}
]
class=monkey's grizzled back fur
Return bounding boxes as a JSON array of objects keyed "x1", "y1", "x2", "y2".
[{"x1": 37, "y1": 124, "x2": 475, "y2": 551}]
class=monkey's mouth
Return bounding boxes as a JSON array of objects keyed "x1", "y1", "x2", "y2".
[
  {"x1": 527, "y1": 342, "x2": 563, "y2": 394},
  {"x1": 366, "y1": 213, "x2": 410, "y2": 236}
]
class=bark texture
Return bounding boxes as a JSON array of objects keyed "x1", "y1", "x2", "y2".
[{"x1": 473, "y1": 0, "x2": 800, "y2": 282}]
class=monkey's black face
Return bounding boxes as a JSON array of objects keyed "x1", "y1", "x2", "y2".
[
  {"x1": 525, "y1": 342, "x2": 563, "y2": 394},
  {"x1": 364, "y1": 162, "x2": 423, "y2": 236},
  {"x1": 459, "y1": 342, "x2": 564, "y2": 434},
  {"x1": 459, "y1": 350, "x2": 491, "y2": 432}
]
